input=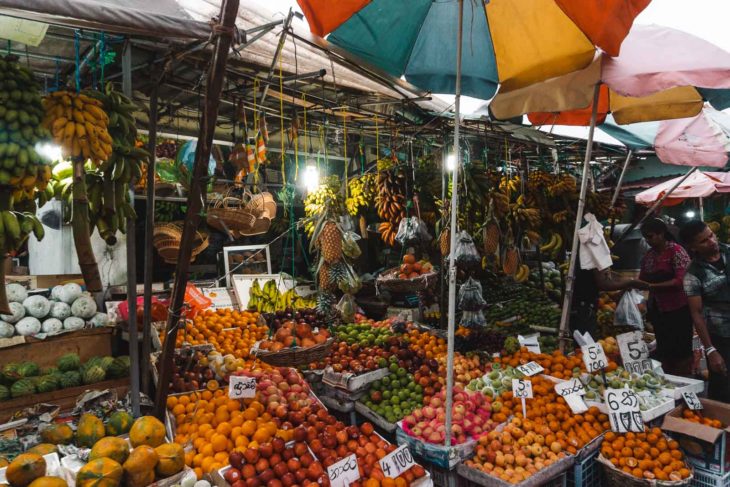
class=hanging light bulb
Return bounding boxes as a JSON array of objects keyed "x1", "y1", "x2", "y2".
[
  {"x1": 302, "y1": 163, "x2": 320, "y2": 193},
  {"x1": 34, "y1": 142, "x2": 63, "y2": 163},
  {"x1": 685, "y1": 210, "x2": 696, "y2": 219},
  {"x1": 446, "y1": 153, "x2": 457, "y2": 171}
]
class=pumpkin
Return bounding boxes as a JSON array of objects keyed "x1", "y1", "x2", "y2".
[
  {"x1": 122, "y1": 445, "x2": 158, "y2": 475},
  {"x1": 77, "y1": 413, "x2": 105, "y2": 448},
  {"x1": 104, "y1": 411, "x2": 133, "y2": 437},
  {"x1": 26, "y1": 445, "x2": 57, "y2": 456},
  {"x1": 125, "y1": 471, "x2": 154, "y2": 487},
  {"x1": 128, "y1": 416, "x2": 165, "y2": 448},
  {"x1": 5, "y1": 453, "x2": 46, "y2": 487},
  {"x1": 40, "y1": 424, "x2": 73, "y2": 445},
  {"x1": 154, "y1": 443, "x2": 184, "y2": 478},
  {"x1": 75, "y1": 458, "x2": 123, "y2": 487},
  {"x1": 28, "y1": 477, "x2": 67, "y2": 487},
  {"x1": 89, "y1": 437, "x2": 130, "y2": 465}
]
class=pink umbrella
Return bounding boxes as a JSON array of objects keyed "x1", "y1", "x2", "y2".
[
  {"x1": 654, "y1": 108, "x2": 730, "y2": 168},
  {"x1": 635, "y1": 171, "x2": 730, "y2": 205}
]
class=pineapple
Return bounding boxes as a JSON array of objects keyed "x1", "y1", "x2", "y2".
[
  {"x1": 439, "y1": 228, "x2": 450, "y2": 256},
  {"x1": 502, "y1": 246, "x2": 520, "y2": 276},
  {"x1": 318, "y1": 263, "x2": 335, "y2": 291},
  {"x1": 319, "y1": 221, "x2": 343, "y2": 263},
  {"x1": 483, "y1": 220, "x2": 500, "y2": 255}
]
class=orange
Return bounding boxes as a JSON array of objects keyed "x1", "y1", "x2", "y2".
[{"x1": 243, "y1": 408, "x2": 258, "y2": 421}]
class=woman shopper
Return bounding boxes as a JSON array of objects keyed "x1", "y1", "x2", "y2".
[{"x1": 639, "y1": 218, "x2": 693, "y2": 376}]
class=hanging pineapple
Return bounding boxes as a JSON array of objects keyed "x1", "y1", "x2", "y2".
[{"x1": 319, "y1": 221, "x2": 343, "y2": 264}]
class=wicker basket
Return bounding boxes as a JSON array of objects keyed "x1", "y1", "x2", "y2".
[
  {"x1": 153, "y1": 222, "x2": 208, "y2": 264},
  {"x1": 206, "y1": 196, "x2": 257, "y2": 235},
  {"x1": 244, "y1": 190, "x2": 277, "y2": 219},
  {"x1": 376, "y1": 267, "x2": 438, "y2": 293},
  {"x1": 597, "y1": 454, "x2": 692, "y2": 487},
  {"x1": 254, "y1": 337, "x2": 334, "y2": 367}
]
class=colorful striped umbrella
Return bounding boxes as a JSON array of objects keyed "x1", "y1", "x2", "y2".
[{"x1": 297, "y1": 0, "x2": 650, "y2": 100}]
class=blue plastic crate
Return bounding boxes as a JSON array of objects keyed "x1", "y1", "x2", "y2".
[
  {"x1": 692, "y1": 467, "x2": 730, "y2": 487},
  {"x1": 567, "y1": 448, "x2": 605, "y2": 487}
]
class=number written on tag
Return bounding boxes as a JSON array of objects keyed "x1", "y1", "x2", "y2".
[
  {"x1": 604, "y1": 388, "x2": 644, "y2": 433},
  {"x1": 379, "y1": 445, "x2": 416, "y2": 479},
  {"x1": 616, "y1": 332, "x2": 652, "y2": 374},
  {"x1": 328, "y1": 454, "x2": 360, "y2": 487},
  {"x1": 512, "y1": 379, "x2": 533, "y2": 399},
  {"x1": 554, "y1": 378, "x2": 588, "y2": 414},
  {"x1": 517, "y1": 361, "x2": 544, "y2": 377},
  {"x1": 228, "y1": 375, "x2": 256, "y2": 399},
  {"x1": 581, "y1": 343, "x2": 608, "y2": 373},
  {"x1": 682, "y1": 391, "x2": 703, "y2": 410}
]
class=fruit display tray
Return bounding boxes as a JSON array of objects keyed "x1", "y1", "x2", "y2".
[
  {"x1": 395, "y1": 421, "x2": 476, "y2": 470},
  {"x1": 662, "y1": 373, "x2": 704, "y2": 400},
  {"x1": 456, "y1": 452, "x2": 574, "y2": 487},
  {"x1": 584, "y1": 394, "x2": 676, "y2": 423},
  {"x1": 354, "y1": 401, "x2": 397, "y2": 434},
  {"x1": 322, "y1": 366, "x2": 389, "y2": 393},
  {"x1": 597, "y1": 453, "x2": 693, "y2": 487}
]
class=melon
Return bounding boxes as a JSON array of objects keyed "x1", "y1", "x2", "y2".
[
  {"x1": 82, "y1": 365, "x2": 106, "y2": 384},
  {"x1": 106, "y1": 357, "x2": 130, "y2": 379},
  {"x1": 2, "y1": 302, "x2": 26, "y2": 324},
  {"x1": 60, "y1": 371, "x2": 82, "y2": 388},
  {"x1": 0, "y1": 321, "x2": 14, "y2": 338},
  {"x1": 11, "y1": 379, "x2": 36, "y2": 398},
  {"x1": 41, "y1": 319, "x2": 63, "y2": 335},
  {"x1": 15, "y1": 317, "x2": 41, "y2": 336},
  {"x1": 63, "y1": 317, "x2": 84, "y2": 331},
  {"x1": 6, "y1": 283, "x2": 28, "y2": 303},
  {"x1": 57, "y1": 353, "x2": 80, "y2": 372},
  {"x1": 23, "y1": 296, "x2": 51, "y2": 320},
  {"x1": 48, "y1": 302, "x2": 71, "y2": 320},
  {"x1": 71, "y1": 296, "x2": 97, "y2": 319}
]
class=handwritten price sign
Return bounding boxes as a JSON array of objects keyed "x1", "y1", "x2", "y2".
[
  {"x1": 517, "y1": 361, "x2": 544, "y2": 377},
  {"x1": 605, "y1": 388, "x2": 644, "y2": 433},
  {"x1": 379, "y1": 445, "x2": 416, "y2": 479},
  {"x1": 554, "y1": 378, "x2": 588, "y2": 414},
  {"x1": 327, "y1": 454, "x2": 360, "y2": 487},
  {"x1": 228, "y1": 376, "x2": 257, "y2": 399},
  {"x1": 518, "y1": 334, "x2": 541, "y2": 354},
  {"x1": 512, "y1": 379, "x2": 533, "y2": 399},
  {"x1": 582, "y1": 343, "x2": 608, "y2": 373},
  {"x1": 682, "y1": 391, "x2": 703, "y2": 410},
  {"x1": 616, "y1": 332, "x2": 652, "y2": 374}
]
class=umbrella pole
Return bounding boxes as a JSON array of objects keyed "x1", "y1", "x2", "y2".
[
  {"x1": 700, "y1": 197, "x2": 704, "y2": 220},
  {"x1": 444, "y1": 0, "x2": 464, "y2": 448},
  {"x1": 558, "y1": 84, "x2": 600, "y2": 352},
  {"x1": 615, "y1": 167, "x2": 698, "y2": 245},
  {"x1": 611, "y1": 150, "x2": 633, "y2": 207}
]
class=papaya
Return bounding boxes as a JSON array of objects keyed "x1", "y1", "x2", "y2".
[
  {"x1": 122, "y1": 445, "x2": 158, "y2": 475},
  {"x1": 5, "y1": 453, "x2": 46, "y2": 487},
  {"x1": 128, "y1": 416, "x2": 165, "y2": 448},
  {"x1": 28, "y1": 477, "x2": 67, "y2": 487},
  {"x1": 75, "y1": 458, "x2": 122, "y2": 487},
  {"x1": 89, "y1": 437, "x2": 130, "y2": 465},
  {"x1": 0, "y1": 456, "x2": 8, "y2": 468},
  {"x1": 154, "y1": 443, "x2": 184, "y2": 478},
  {"x1": 26, "y1": 444, "x2": 57, "y2": 456},
  {"x1": 125, "y1": 471, "x2": 154, "y2": 487},
  {"x1": 77, "y1": 413, "x2": 105, "y2": 448},
  {"x1": 39, "y1": 424, "x2": 73, "y2": 445},
  {"x1": 104, "y1": 411, "x2": 133, "y2": 437}
]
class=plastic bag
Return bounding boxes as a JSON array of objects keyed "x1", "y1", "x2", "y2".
[
  {"x1": 342, "y1": 231, "x2": 362, "y2": 259},
  {"x1": 336, "y1": 294, "x2": 357, "y2": 323},
  {"x1": 461, "y1": 310, "x2": 486, "y2": 328},
  {"x1": 614, "y1": 289, "x2": 644, "y2": 330},
  {"x1": 458, "y1": 277, "x2": 486, "y2": 311},
  {"x1": 395, "y1": 217, "x2": 432, "y2": 245},
  {"x1": 454, "y1": 231, "x2": 480, "y2": 268}
]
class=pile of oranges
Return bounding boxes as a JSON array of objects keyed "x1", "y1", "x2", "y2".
[
  {"x1": 494, "y1": 348, "x2": 618, "y2": 380},
  {"x1": 490, "y1": 377, "x2": 609, "y2": 454},
  {"x1": 465, "y1": 417, "x2": 570, "y2": 484},
  {"x1": 600, "y1": 429, "x2": 692, "y2": 481},
  {"x1": 682, "y1": 408, "x2": 724, "y2": 428},
  {"x1": 164, "y1": 309, "x2": 268, "y2": 356},
  {"x1": 404, "y1": 327, "x2": 447, "y2": 360},
  {"x1": 166, "y1": 389, "x2": 289, "y2": 479}
]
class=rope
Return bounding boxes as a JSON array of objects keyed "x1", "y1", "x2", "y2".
[
  {"x1": 343, "y1": 111, "x2": 348, "y2": 197},
  {"x1": 74, "y1": 31, "x2": 81, "y2": 92},
  {"x1": 375, "y1": 113, "x2": 379, "y2": 160},
  {"x1": 99, "y1": 32, "x2": 106, "y2": 86},
  {"x1": 303, "y1": 93, "x2": 308, "y2": 155},
  {"x1": 253, "y1": 78, "x2": 260, "y2": 186},
  {"x1": 278, "y1": 54, "x2": 286, "y2": 185}
]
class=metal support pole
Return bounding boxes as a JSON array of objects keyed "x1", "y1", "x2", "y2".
[
  {"x1": 141, "y1": 80, "x2": 159, "y2": 396},
  {"x1": 444, "y1": 0, "x2": 464, "y2": 448},
  {"x1": 122, "y1": 40, "x2": 140, "y2": 416},
  {"x1": 154, "y1": 0, "x2": 240, "y2": 419},
  {"x1": 439, "y1": 141, "x2": 447, "y2": 331},
  {"x1": 615, "y1": 167, "x2": 699, "y2": 245},
  {"x1": 611, "y1": 150, "x2": 633, "y2": 207},
  {"x1": 259, "y1": 9, "x2": 295, "y2": 106},
  {"x1": 558, "y1": 84, "x2": 601, "y2": 352},
  {"x1": 700, "y1": 197, "x2": 705, "y2": 220}
]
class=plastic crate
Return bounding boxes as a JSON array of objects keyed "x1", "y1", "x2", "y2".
[
  {"x1": 567, "y1": 448, "x2": 605, "y2": 487},
  {"x1": 457, "y1": 469, "x2": 566, "y2": 487},
  {"x1": 692, "y1": 468, "x2": 730, "y2": 487},
  {"x1": 421, "y1": 462, "x2": 459, "y2": 487}
]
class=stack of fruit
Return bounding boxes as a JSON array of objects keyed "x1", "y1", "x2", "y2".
[
  {"x1": 494, "y1": 348, "x2": 619, "y2": 380},
  {"x1": 600, "y1": 429, "x2": 692, "y2": 481},
  {"x1": 332, "y1": 322, "x2": 393, "y2": 346},
  {"x1": 394, "y1": 254, "x2": 433, "y2": 280},
  {"x1": 466, "y1": 364, "x2": 526, "y2": 399},
  {"x1": 580, "y1": 367, "x2": 675, "y2": 410},
  {"x1": 375, "y1": 159, "x2": 407, "y2": 247},
  {"x1": 680, "y1": 408, "x2": 724, "y2": 427},
  {"x1": 0, "y1": 353, "x2": 129, "y2": 400},
  {"x1": 359, "y1": 368, "x2": 424, "y2": 424},
  {"x1": 258, "y1": 319, "x2": 331, "y2": 352},
  {"x1": 311, "y1": 342, "x2": 393, "y2": 375},
  {"x1": 403, "y1": 327, "x2": 447, "y2": 361},
  {"x1": 434, "y1": 352, "x2": 488, "y2": 391},
  {"x1": 345, "y1": 173, "x2": 377, "y2": 217},
  {"x1": 167, "y1": 348, "x2": 218, "y2": 393},
  {"x1": 155, "y1": 139, "x2": 178, "y2": 159},
  {"x1": 167, "y1": 308, "x2": 265, "y2": 354}
]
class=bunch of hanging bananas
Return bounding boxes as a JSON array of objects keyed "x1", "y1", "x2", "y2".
[
  {"x1": 513, "y1": 264, "x2": 530, "y2": 283},
  {"x1": 302, "y1": 175, "x2": 344, "y2": 236},
  {"x1": 499, "y1": 175, "x2": 520, "y2": 194},
  {"x1": 345, "y1": 173, "x2": 377, "y2": 216},
  {"x1": 546, "y1": 174, "x2": 577, "y2": 197},
  {"x1": 527, "y1": 170, "x2": 554, "y2": 190},
  {"x1": 585, "y1": 191, "x2": 613, "y2": 220},
  {"x1": 523, "y1": 230, "x2": 541, "y2": 246},
  {"x1": 489, "y1": 191, "x2": 510, "y2": 219},
  {"x1": 0, "y1": 57, "x2": 53, "y2": 201},
  {"x1": 0, "y1": 209, "x2": 44, "y2": 252},
  {"x1": 375, "y1": 167, "x2": 406, "y2": 246},
  {"x1": 509, "y1": 194, "x2": 541, "y2": 230},
  {"x1": 42, "y1": 91, "x2": 112, "y2": 165},
  {"x1": 552, "y1": 210, "x2": 571, "y2": 224},
  {"x1": 539, "y1": 232, "x2": 564, "y2": 259}
]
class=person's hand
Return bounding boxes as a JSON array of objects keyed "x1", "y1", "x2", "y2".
[
  {"x1": 630, "y1": 279, "x2": 650, "y2": 290},
  {"x1": 708, "y1": 350, "x2": 727, "y2": 376}
]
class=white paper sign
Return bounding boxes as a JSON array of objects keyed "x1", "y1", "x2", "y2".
[
  {"x1": 616, "y1": 331, "x2": 652, "y2": 374},
  {"x1": 512, "y1": 379, "x2": 533, "y2": 399},
  {"x1": 379, "y1": 445, "x2": 416, "y2": 479},
  {"x1": 554, "y1": 379, "x2": 588, "y2": 414},
  {"x1": 682, "y1": 391, "x2": 703, "y2": 410},
  {"x1": 228, "y1": 376, "x2": 257, "y2": 399},
  {"x1": 518, "y1": 334, "x2": 541, "y2": 354},
  {"x1": 604, "y1": 388, "x2": 644, "y2": 433},
  {"x1": 517, "y1": 361, "x2": 544, "y2": 377},
  {"x1": 327, "y1": 454, "x2": 360, "y2": 487},
  {"x1": 582, "y1": 343, "x2": 608, "y2": 372}
]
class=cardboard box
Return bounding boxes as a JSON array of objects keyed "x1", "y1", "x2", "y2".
[{"x1": 661, "y1": 398, "x2": 730, "y2": 474}]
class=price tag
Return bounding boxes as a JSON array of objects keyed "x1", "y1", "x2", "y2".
[
  {"x1": 604, "y1": 388, "x2": 644, "y2": 433},
  {"x1": 616, "y1": 332, "x2": 652, "y2": 373},
  {"x1": 379, "y1": 445, "x2": 416, "y2": 479},
  {"x1": 512, "y1": 379, "x2": 533, "y2": 399},
  {"x1": 682, "y1": 391, "x2": 703, "y2": 410},
  {"x1": 327, "y1": 454, "x2": 360, "y2": 487},
  {"x1": 228, "y1": 376, "x2": 256, "y2": 399},
  {"x1": 518, "y1": 334, "x2": 541, "y2": 354},
  {"x1": 554, "y1": 379, "x2": 588, "y2": 414},
  {"x1": 517, "y1": 361, "x2": 544, "y2": 377},
  {"x1": 581, "y1": 343, "x2": 608, "y2": 373}
]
